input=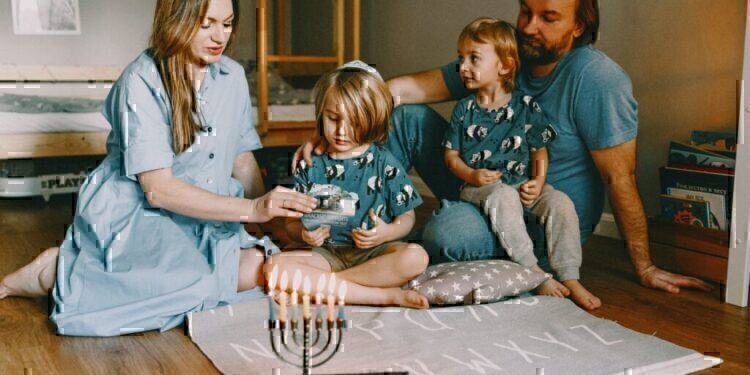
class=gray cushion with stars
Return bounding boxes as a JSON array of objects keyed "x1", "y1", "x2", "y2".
[{"x1": 406, "y1": 260, "x2": 551, "y2": 306}]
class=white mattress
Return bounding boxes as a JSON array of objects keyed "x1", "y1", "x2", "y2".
[
  {"x1": 0, "y1": 83, "x2": 112, "y2": 134},
  {"x1": 0, "y1": 83, "x2": 315, "y2": 134}
]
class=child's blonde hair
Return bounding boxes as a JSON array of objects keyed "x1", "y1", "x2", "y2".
[
  {"x1": 312, "y1": 66, "x2": 392, "y2": 145},
  {"x1": 459, "y1": 17, "x2": 519, "y2": 92}
]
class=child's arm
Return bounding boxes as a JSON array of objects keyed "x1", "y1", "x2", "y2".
[
  {"x1": 352, "y1": 209, "x2": 416, "y2": 249},
  {"x1": 520, "y1": 147, "x2": 548, "y2": 206},
  {"x1": 285, "y1": 217, "x2": 330, "y2": 247},
  {"x1": 445, "y1": 149, "x2": 501, "y2": 187}
]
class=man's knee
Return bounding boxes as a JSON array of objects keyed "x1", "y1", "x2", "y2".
[{"x1": 422, "y1": 200, "x2": 498, "y2": 264}]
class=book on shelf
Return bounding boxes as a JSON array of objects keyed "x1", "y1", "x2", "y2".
[
  {"x1": 666, "y1": 187, "x2": 726, "y2": 230},
  {"x1": 659, "y1": 166, "x2": 733, "y2": 223},
  {"x1": 300, "y1": 184, "x2": 359, "y2": 232},
  {"x1": 689, "y1": 129, "x2": 737, "y2": 153},
  {"x1": 667, "y1": 141, "x2": 735, "y2": 169},
  {"x1": 658, "y1": 194, "x2": 712, "y2": 228}
]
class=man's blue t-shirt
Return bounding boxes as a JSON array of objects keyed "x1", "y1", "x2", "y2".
[
  {"x1": 443, "y1": 93, "x2": 556, "y2": 187},
  {"x1": 441, "y1": 45, "x2": 638, "y2": 242},
  {"x1": 293, "y1": 144, "x2": 422, "y2": 247}
]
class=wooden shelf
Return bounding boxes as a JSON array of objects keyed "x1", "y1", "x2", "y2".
[{"x1": 648, "y1": 218, "x2": 728, "y2": 283}]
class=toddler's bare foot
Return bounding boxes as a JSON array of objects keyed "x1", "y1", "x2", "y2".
[
  {"x1": 535, "y1": 278, "x2": 570, "y2": 298},
  {"x1": 562, "y1": 279, "x2": 601, "y2": 310},
  {"x1": 0, "y1": 247, "x2": 59, "y2": 299},
  {"x1": 393, "y1": 289, "x2": 429, "y2": 309}
]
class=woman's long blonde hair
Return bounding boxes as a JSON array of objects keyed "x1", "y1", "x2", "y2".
[{"x1": 149, "y1": 0, "x2": 240, "y2": 154}]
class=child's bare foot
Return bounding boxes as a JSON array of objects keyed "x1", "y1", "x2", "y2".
[
  {"x1": 535, "y1": 278, "x2": 570, "y2": 298},
  {"x1": 0, "y1": 247, "x2": 59, "y2": 299},
  {"x1": 393, "y1": 289, "x2": 429, "y2": 309},
  {"x1": 562, "y1": 279, "x2": 601, "y2": 310}
]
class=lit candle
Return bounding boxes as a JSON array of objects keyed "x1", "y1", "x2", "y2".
[
  {"x1": 302, "y1": 276, "x2": 311, "y2": 320},
  {"x1": 316, "y1": 274, "x2": 326, "y2": 305},
  {"x1": 291, "y1": 270, "x2": 302, "y2": 322},
  {"x1": 327, "y1": 273, "x2": 336, "y2": 322},
  {"x1": 267, "y1": 265, "x2": 278, "y2": 321},
  {"x1": 279, "y1": 271, "x2": 289, "y2": 323},
  {"x1": 337, "y1": 281, "x2": 347, "y2": 321}
]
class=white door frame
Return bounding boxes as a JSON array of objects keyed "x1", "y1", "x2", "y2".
[{"x1": 726, "y1": 0, "x2": 750, "y2": 307}]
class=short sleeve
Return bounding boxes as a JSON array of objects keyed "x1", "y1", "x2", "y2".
[
  {"x1": 440, "y1": 60, "x2": 472, "y2": 100},
  {"x1": 521, "y1": 95, "x2": 557, "y2": 151},
  {"x1": 104, "y1": 72, "x2": 174, "y2": 181},
  {"x1": 443, "y1": 101, "x2": 466, "y2": 150},
  {"x1": 573, "y1": 61, "x2": 638, "y2": 150},
  {"x1": 383, "y1": 157, "x2": 422, "y2": 219},
  {"x1": 292, "y1": 160, "x2": 312, "y2": 194},
  {"x1": 235, "y1": 78, "x2": 263, "y2": 155}
]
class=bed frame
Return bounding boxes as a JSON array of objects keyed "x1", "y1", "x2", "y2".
[
  {"x1": 0, "y1": 65, "x2": 119, "y2": 160},
  {"x1": 256, "y1": 0, "x2": 361, "y2": 147}
]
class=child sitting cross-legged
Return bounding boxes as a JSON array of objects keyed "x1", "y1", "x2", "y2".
[
  {"x1": 267, "y1": 61, "x2": 429, "y2": 309},
  {"x1": 444, "y1": 18, "x2": 601, "y2": 310}
]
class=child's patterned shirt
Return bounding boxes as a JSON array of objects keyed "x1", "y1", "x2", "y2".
[{"x1": 443, "y1": 92, "x2": 557, "y2": 186}]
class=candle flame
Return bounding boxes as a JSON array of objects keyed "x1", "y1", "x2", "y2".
[
  {"x1": 303, "y1": 276, "x2": 311, "y2": 295},
  {"x1": 328, "y1": 273, "x2": 336, "y2": 295},
  {"x1": 268, "y1": 265, "x2": 279, "y2": 290},
  {"x1": 316, "y1": 274, "x2": 326, "y2": 295},
  {"x1": 293, "y1": 269, "x2": 302, "y2": 291},
  {"x1": 338, "y1": 281, "x2": 347, "y2": 300},
  {"x1": 280, "y1": 270, "x2": 289, "y2": 291}
]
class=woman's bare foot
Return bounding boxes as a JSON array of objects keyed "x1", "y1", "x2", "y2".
[
  {"x1": 535, "y1": 278, "x2": 570, "y2": 298},
  {"x1": 0, "y1": 247, "x2": 59, "y2": 299},
  {"x1": 562, "y1": 279, "x2": 601, "y2": 310},
  {"x1": 392, "y1": 289, "x2": 429, "y2": 309}
]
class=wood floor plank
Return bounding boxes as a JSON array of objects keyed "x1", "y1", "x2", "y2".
[{"x1": 0, "y1": 195, "x2": 747, "y2": 374}]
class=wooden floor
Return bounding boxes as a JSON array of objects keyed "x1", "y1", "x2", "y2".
[{"x1": 0, "y1": 195, "x2": 748, "y2": 374}]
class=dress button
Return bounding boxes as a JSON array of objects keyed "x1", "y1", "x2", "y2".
[
  {"x1": 207, "y1": 126, "x2": 213, "y2": 133},
  {"x1": 207, "y1": 178, "x2": 213, "y2": 184},
  {"x1": 209, "y1": 153, "x2": 215, "y2": 159}
]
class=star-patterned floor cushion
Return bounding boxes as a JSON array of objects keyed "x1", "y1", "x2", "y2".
[{"x1": 406, "y1": 260, "x2": 550, "y2": 305}]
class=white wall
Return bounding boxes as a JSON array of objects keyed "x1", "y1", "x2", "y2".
[{"x1": 0, "y1": 0, "x2": 155, "y2": 66}]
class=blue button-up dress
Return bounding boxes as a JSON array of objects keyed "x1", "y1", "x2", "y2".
[{"x1": 50, "y1": 50, "x2": 272, "y2": 336}]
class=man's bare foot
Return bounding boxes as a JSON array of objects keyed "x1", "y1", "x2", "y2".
[
  {"x1": 393, "y1": 289, "x2": 429, "y2": 309},
  {"x1": 535, "y1": 278, "x2": 570, "y2": 298},
  {"x1": 0, "y1": 247, "x2": 59, "y2": 299},
  {"x1": 562, "y1": 279, "x2": 601, "y2": 310}
]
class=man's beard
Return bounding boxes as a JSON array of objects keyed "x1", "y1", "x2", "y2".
[{"x1": 517, "y1": 30, "x2": 574, "y2": 66}]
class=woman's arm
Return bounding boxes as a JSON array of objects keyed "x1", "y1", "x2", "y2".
[
  {"x1": 232, "y1": 152, "x2": 265, "y2": 199},
  {"x1": 138, "y1": 167, "x2": 316, "y2": 223}
]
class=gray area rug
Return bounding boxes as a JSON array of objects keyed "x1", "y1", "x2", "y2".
[{"x1": 188, "y1": 296, "x2": 720, "y2": 374}]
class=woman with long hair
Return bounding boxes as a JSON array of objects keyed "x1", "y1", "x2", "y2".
[{"x1": 0, "y1": 0, "x2": 316, "y2": 336}]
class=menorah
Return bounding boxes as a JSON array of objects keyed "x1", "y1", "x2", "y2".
[{"x1": 266, "y1": 266, "x2": 349, "y2": 375}]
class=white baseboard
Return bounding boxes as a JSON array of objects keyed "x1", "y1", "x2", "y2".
[{"x1": 594, "y1": 213, "x2": 622, "y2": 240}]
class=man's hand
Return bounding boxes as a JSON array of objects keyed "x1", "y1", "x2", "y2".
[
  {"x1": 638, "y1": 265, "x2": 713, "y2": 293},
  {"x1": 291, "y1": 133, "x2": 327, "y2": 174},
  {"x1": 351, "y1": 209, "x2": 390, "y2": 249},
  {"x1": 302, "y1": 225, "x2": 330, "y2": 247},
  {"x1": 470, "y1": 169, "x2": 502, "y2": 187},
  {"x1": 519, "y1": 179, "x2": 543, "y2": 206}
]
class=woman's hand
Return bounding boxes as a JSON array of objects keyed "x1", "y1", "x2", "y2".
[
  {"x1": 250, "y1": 186, "x2": 317, "y2": 223},
  {"x1": 351, "y1": 209, "x2": 390, "y2": 249},
  {"x1": 291, "y1": 133, "x2": 328, "y2": 174},
  {"x1": 470, "y1": 169, "x2": 502, "y2": 187},
  {"x1": 519, "y1": 179, "x2": 543, "y2": 206},
  {"x1": 302, "y1": 225, "x2": 330, "y2": 247}
]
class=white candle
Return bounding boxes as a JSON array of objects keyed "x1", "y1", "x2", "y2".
[{"x1": 302, "y1": 276, "x2": 311, "y2": 320}]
